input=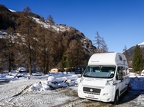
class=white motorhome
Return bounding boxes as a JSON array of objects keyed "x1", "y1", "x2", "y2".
[{"x1": 78, "y1": 53, "x2": 130, "y2": 104}]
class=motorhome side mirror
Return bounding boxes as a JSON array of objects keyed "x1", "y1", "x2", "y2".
[{"x1": 116, "y1": 74, "x2": 123, "y2": 80}]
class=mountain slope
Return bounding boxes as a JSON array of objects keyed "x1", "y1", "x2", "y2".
[
  {"x1": 0, "y1": 4, "x2": 11, "y2": 12},
  {"x1": 126, "y1": 42, "x2": 144, "y2": 61},
  {"x1": 0, "y1": 4, "x2": 96, "y2": 71},
  {"x1": 0, "y1": 5, "x2": 16, "y2": 29},
  {"x1": 0, "y1": 4, "x2": 96, "y2": 55}
]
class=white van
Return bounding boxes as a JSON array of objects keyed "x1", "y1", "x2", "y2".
[{"x1": 78, "y1": 53, "x2": 130, "y2": 104}]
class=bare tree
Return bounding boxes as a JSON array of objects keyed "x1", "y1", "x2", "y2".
[
  {"x1": 123, "y1": 45, "x2": 131, "y2": 67},
  {"x1": 47, "y1": 15, "x2": 55, "y2": 24},
  {"x1": 94, "y1": 32, "x2": 108, "y2": 53},
  {"x1": 66, "y1": 39, "x2": 85, "y2": 67},
  {"x1": 15, "y1": 15, "x2": 37, "y2": 75},
  {"x1": 0, "y1": 39, "x2": 8, "y2": 72},
  {"x1": 7, "y1": 27, "x2": 16, "y2": 72},
  {"x1": 35, "y1": 25, "x2": 57, "y2": 73},
  {"x1": 101, "y1": 37, "x2": 108, "y2": 53},
  {"x1": 23, "y1": 6, "x2": 31, "y2": 13},
  {"x1": 95, "y1": 32, "x2": 101, "y2": 52}
]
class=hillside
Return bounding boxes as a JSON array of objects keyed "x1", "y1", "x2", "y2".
[
  {"x1": 125, "y1": 42, "x2": 144, "y2": 61},
  {"x1": 0, "y1": 4, "x2": 96, "y2": 72}
]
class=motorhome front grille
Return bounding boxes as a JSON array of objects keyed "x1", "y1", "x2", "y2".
[{"x1": 83, "y1": 87, "x2": 101, "y2": 95}]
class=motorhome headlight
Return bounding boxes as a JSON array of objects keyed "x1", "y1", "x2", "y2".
[{"x1": 105, "y1": 79, "x2": 114, "y2": 85}]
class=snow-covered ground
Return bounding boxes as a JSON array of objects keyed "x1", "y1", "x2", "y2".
[
  {"x1": 0, "y1": 72, "x2": 144, "y2": 107},
  {"x1": 0, "y1": 72, "x2": 81, "y2": 107}
]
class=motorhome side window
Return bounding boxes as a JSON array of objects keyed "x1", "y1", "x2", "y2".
[{"x1": 116, "y1": 67, "x2": 123, "y2": 80}]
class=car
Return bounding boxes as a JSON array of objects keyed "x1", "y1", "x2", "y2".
[
  {"x1": 32, "y1": 71, "x2": 44, "y2": 76},
  {"x1": 74, "y1": 66, "x2": 86, "y2": 74},
  {"x1": 8, "y1": 67, "x2": 28, "y2": 78},
  {"x1": 141, "y1": 70, "x2": 144, "y2": 76},
  {"x1": 8, "y1": 71, "x2": 27, "y2": 78},
  {"x1": 16, "y1": 67, "x2": 27, "y2": 73}
]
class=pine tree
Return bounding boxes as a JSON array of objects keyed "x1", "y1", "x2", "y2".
[
  {"x1": 132, "y1": 45, "x2": 143, "y2": 72},
  {"x1": 60, "y1": 54, "x2": 70, "y2": 70}
]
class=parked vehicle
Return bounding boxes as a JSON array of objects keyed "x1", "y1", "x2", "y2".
[
  {"x1": 78, "y1": 53, "x2": 130, "y2": 104},
  {"x1": 8, "y1": 67, "x2": 27, "y2": 78},
  {"x1": 75, "y1": 66, "x2": 86, "y2": 74},
  {"x1": 50, "y1": 68, "x2": 61, "y2": 73},
  {"x1": 32, "y1": 71, "x2": 44, "y2": 76},
  {"x1": 8, "y1": 71, "x2": 27, "y2": 78},
  {"x1": 16, "y1": 67, "x2": 27, "y2": 73}
]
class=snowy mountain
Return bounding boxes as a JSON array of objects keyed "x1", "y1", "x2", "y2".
[{"x1": 138, "y1": 42, "x2": 144, "y2": 48}]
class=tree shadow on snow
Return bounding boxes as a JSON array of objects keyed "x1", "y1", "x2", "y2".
[
  {"x1": 118, "y1": 89, "x2": 144, "y2": 104},
  {"x1": 0, "y1": 79, "x2": 10, "y2": 85}
]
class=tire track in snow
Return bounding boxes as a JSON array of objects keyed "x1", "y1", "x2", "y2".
[
  {"x1": 8, "y1": 83, "x2": 33, "y2": 102},
  {"x1": 53, "y1": 99, "x2": 88, "y2": 107},
  {"x1": 0, "y1": 84, "x2": 33, "y2": 107},
  {"x1": 0, "y1": 80, "x2": 38, "y2": 107}
]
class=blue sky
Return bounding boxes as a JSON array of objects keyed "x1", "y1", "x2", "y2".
[{"x1": 1, "y1": 0, "x2": 144, "y2": 52}]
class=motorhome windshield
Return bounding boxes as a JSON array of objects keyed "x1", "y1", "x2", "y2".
[{"x1": 83, "y1": 66, "x2": 116, "y2": 78}]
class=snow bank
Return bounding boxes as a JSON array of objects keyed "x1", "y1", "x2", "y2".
[
  {"x1": 29, "y1": 72, "x2": 80, "y2": 91},
  {"x1": 1, "y1": 72, "x2": 144, "y2": 91}
]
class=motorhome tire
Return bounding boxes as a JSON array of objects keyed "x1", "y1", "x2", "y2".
[{"x1": 114, "y1": 90, "x2": 119, "y2": 105}]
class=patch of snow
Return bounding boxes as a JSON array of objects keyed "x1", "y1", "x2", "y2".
[
  {"x1": 9, "y1": 9, "x2": 16, "y2": 12},
  {"x1": 138, "y1": 42, "x2": 144, "y2": 47},
  {"x1": 32, "y1": 17, "x2": 70, "y2": 32},
  {"x1": 32, "y1": 17, "x2": 50, "y2": 28},
  {"x1": 0, "y1": 30, "x2": 7, "y2": 39},
  {"x1": 138, "y1": 42, "x2": 144, "y2": 46}
]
